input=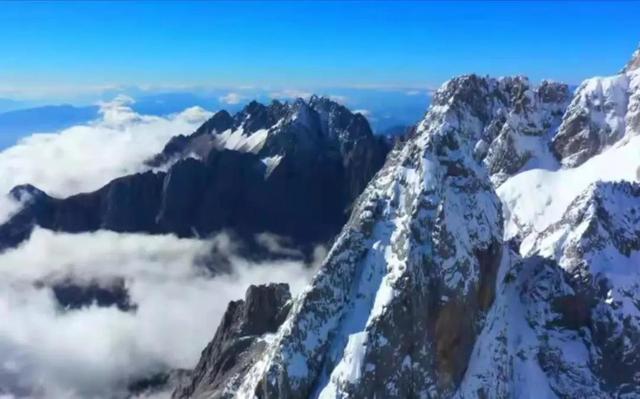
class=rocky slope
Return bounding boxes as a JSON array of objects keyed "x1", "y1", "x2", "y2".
[
  {"x1": 173, "y1": 283, "x2": 293, "y2": 399},
  {"x1": 0, "y1": 98, "x2": 388, "y2": 252},
  {"x1": 178, "y1": 46, "x2": 640, "y2": 398}
]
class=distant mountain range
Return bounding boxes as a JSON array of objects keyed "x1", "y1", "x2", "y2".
[{"x1": 0, "y1": 96, "x2": 389, "y2": 255}]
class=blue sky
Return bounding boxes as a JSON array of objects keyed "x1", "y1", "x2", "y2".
[{"x1": 0, "y1": 1, "x2": 639, "y2": 100}]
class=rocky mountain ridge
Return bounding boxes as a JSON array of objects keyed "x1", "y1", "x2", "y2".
[
  {"x1": 0, "y1": 97, "x2": 388, "y2": 253},
  {"x1": 174, "y1": 45, "x2": 640, "y2": 398}
]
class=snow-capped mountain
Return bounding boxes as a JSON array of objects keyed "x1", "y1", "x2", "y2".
[
  {"x1": 174, "y1": 45, "x2": 640, "y2": 398},
  {"x1": 0, "y1": 97, "x2": 388, "y2": 253}
]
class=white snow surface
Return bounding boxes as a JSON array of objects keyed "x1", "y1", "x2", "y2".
[
  {"x1": 214, "y1": 128, "x2": 269, "y2": 154},
  {"x1": 498, "y1": 134, "x2": 640, "y2": 243}
]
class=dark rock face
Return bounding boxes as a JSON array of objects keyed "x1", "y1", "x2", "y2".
[
  {"x1": 0, "y1": 98, "x2": 389, "y2": 252},
  {"x1": 47, "y1": 277, "x2": 135, "y2": 312},
  {"x1": 172, "y1": 283, "x2": 292, "y2": 399},
  {"x1": 128, "y1": 369, "x2": 192, "y2": 398}
]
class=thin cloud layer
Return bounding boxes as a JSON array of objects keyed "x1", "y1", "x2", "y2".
[
  {"x1": 0, "y1": 228, "x2": 318, "y2": 398},
  {"x1": 218, "y1": 92, "x2": 245, "y2": 105}
]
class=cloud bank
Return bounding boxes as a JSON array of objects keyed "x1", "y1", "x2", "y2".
[{"x1": 0, "y1": 228, "x2": 318, "y2": 398}]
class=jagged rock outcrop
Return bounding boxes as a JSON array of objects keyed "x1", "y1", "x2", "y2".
[
  {"x1": 128, "y1": 369, "x2": 192, "y2": 398},
  {"x1": 0, "y1": 98, "x2": 388, "y2": 252},
  {"x1": 478, "y1": 79, "x2": 570, "y2": 185},
  {"x1": 461, "y1": 181, "x2": 640, "y2": 398},
  {"x1": 622, "y1": 44, "x2": 640, "y2": 73},
  {"x1": 173, "y1": 283, "x2": 292, "y2": 399},
  {"x1": 552, "y1": 46, "x2": 640, "y2": 167}
]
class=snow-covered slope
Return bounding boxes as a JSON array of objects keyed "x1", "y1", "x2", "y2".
[
  {"x1": 498, "y1": 45, "x2": 640, "y2": 244},
  {"x1": 498, "y1": 134, "x2": 640, "y2": 243}
]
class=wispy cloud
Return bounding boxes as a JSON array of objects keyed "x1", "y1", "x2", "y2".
[
  {"x1": 268, "y1": 89, "x2": 313, "y2": 100},
  {"x1": 218, "y1": 92, "x2": 245, "y2": 105},
  {"x1": 0, "y1": 96, "x2": 210, "y2": 200},
  {"x1": 328, "y1": 94, "x2": 348, "y2": 104}
]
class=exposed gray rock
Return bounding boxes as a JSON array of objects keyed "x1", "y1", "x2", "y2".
[{"x1": 172, "y1": 283, "x2": 292, "y2": 399}]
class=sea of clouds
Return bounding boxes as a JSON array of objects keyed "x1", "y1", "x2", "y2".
[{"x1": 0, "y1": 98, "x2": 320, "y2": 398}]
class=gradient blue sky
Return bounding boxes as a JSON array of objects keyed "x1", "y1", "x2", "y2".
[{"x1": 1, "y1": 1, "x2": 639, "y2": 99}]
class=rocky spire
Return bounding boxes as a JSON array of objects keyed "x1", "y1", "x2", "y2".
[{"x1": 622, "y1": 43, "x2": 640, "y2": 73}]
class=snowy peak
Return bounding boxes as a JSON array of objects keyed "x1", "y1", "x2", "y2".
[
  {"x1": 148, "y1": 96, "x2": 385, "y2": 167},
  {"x1": 235, "y1": 100, "x2": 289, "y2": 135},
  {"x1": 552, "y1": 46, "x2": 640, "y2": 167},
  {"x1": 423, "y1": 74, "x2": 570, "y2": 185},
  {"x1": 622, "y1": 43, "x2": 640, "y2": 73}
]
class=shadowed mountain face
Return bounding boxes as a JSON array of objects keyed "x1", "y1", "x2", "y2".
[{"x1": 0, "y1": 97, "x2": 389, "y2": 251}]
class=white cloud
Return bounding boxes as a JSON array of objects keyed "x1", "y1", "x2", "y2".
[
  {"x1": 0, "y1": 96, "x2": 211, "y2": 223},
  {"x1": 0, "y1": 228, "x2": 318, "y2": 398},
  {"x1": 268, "y1": 89, "x2": 312, "y2": 100},
  {"x1": 353, "y1": 109, "x2": 372, "y2": 117},
  {"x1": 218, "y1": 92, "x2": 244, "y2": 105},
  {"x1": 328, "y1": 95, "x2": 348, "y2": 104}
]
